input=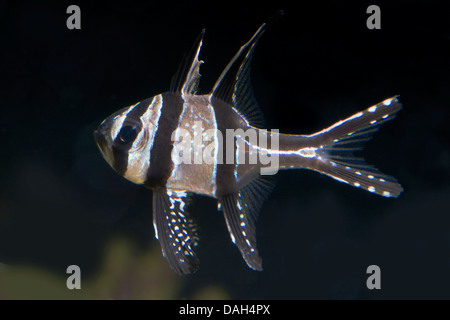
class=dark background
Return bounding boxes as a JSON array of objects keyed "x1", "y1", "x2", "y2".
[{"x1": 0, "y1": 0, "x2": 449, "y2": 299}]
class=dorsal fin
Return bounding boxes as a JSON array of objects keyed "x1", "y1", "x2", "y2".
[
  {"x1": 170, "y1": 29, "x2": 205, "y2": 95},
  {"x1": 211, "y1": 24, "x2": 266, "y2": 127}
]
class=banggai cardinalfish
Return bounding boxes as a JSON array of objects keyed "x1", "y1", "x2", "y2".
[{"x1": 94, "y1": 22, "x2": 403, "y2": 274}]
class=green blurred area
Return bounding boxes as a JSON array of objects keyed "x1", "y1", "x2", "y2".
[{"x1": 0, "y1": 237, "x2": 229, "y2": 300}]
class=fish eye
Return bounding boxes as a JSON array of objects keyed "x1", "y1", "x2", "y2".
[{"x1": 118, "y1": 125, "x2": 138, "y2": 144}]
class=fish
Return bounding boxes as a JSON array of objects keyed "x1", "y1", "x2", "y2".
[{"x1": 94, "y1": 22, "x2": 403, "y2": 275}]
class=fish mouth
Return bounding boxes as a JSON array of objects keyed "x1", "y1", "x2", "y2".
[
  {"x1": 93, "y1": 129, "x2": 101, "y2": 144},
  {"x1": 93, "y1": 128, "x2": 114, "y2": 167},
  {"x1": 93, "y1": 129, "x2": 107, "y2": 152}
]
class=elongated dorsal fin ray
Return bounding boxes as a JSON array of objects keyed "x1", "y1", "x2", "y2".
[
  {"x1": 152, "y1": 188, "x2": 200, "y2": 275},
  {"x1": 211, "y1": 24, "x2": 266, "y2": 127},
  {"x1": 218, "y1": 176, "x2": 274, "y2": 271},
  {"x1": 170, "y1": 29, "x2": 205, "y2": 95}
]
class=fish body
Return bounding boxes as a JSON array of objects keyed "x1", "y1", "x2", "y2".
[{"x1": 94, "y1": 23, "x2": 403, "y2": 274}]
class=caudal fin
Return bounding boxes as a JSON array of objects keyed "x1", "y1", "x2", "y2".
[{"x1": 308, "y1": 96, "x2": 403, "y2": 198}]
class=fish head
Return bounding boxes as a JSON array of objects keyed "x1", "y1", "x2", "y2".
[{"x1": 94, "y1": 99, "x2": 159, "y2": 185}]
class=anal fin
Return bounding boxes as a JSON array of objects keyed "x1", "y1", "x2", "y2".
[{"x1": 218, "y1": 177, "x2": 274, "y2": 271}]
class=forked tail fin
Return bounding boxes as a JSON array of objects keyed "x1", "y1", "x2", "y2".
[{"x1": 307, "y1": 96, "x2": 403, "y2": 198}]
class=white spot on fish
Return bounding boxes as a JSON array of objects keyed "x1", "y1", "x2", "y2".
[
  {"x1": 298, "y1": 147, "x2": 318, "y2": 158},
  {"x1": 368, "y1": 186, "x2": 376, "y2": 193},
  {"x1": 368, "y1": 106, "x2": 377, "y2": 113},
  {"x1": 383, "y1": 191, "x2": 391, "y2": 197},
  {"x1": 383, "y1": 98, "x2": 394, "y2": 106}
]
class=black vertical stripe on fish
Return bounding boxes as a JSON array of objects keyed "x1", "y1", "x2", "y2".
[
  {"x1": 212, "y1": 97, "x2": 258, "y2": 197},
  {"x1": 210, "y1": 23, "x2": 268, "y2": 196},
  {"x1": 112, "y1": 147, "x2": 128, "y2": 177},
  {"x1": 152, "y1": 188, "x2": 199, "y2": 275},
  {"x1": 144, "y1": 92, "x2": 185, "y2": 188},
  {"x1": 112, "y1": 99, "x2": 153, "y2": 176},
  {"x1": 210, "y1": 22, "x2": 268, "y2": 198}
]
